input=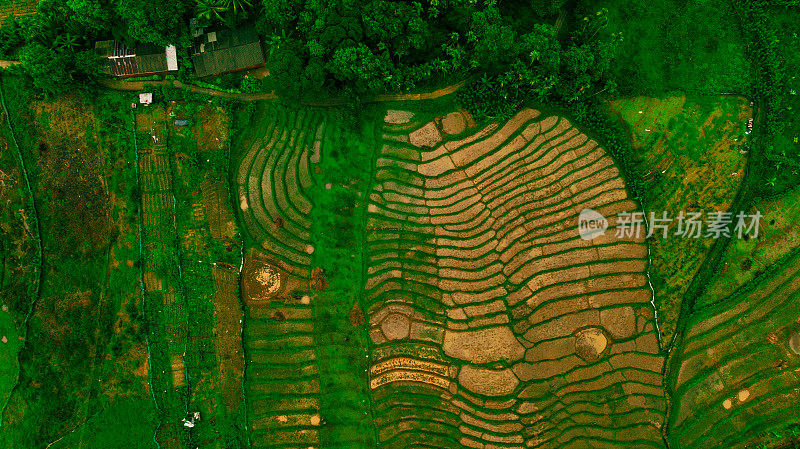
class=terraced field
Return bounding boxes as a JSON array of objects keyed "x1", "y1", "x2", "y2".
[
  {"x1": 244, "y1": 297, "x2": 323, "y2": 447},
  {"x1": 668, "y1": 250, "x2": 800, "y2": 448},
  {"x1": 242, "y1": 251, "x2": 322, "y2": 448},
  {"x1": 365, "y1": 108, "x2": 666, "y2": 448},
  {"x1": 236, "y1": 107, "x2": 323, "y2": 279},
  {"x1": 236, "y1": 106, "x2": 326, "y2": 448}
]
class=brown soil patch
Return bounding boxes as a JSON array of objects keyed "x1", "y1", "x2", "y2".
[
  {"x1": 311, "y1": 267, "x2": 328, "y2": 292},
  {"x1": 201, "y1": 177, "x2": 238, "y2": 242},
  {"x1": 574, "y1": 328, "x2": 608, "y2": 362},
  {"x1": 599, "y1": 307, "x2": 636, "y2": 340},
  {"x1": 442, "y1": 112, "x2": 467, "y2": 135},
  {"x1": 242, "y1": 253, "x2": 284, "y2": 303},
  {"x1": 195, "y1": 105, "x2": 228, "y2": 151},
  {"x1": 458, "y1": 366, "x2": 519, "y2": 397},
  {"x1": 409, "y1": 122, "x2": 443, "y2": 148},
  {"x1": 385, "y1": 110, "x2": 414, "y2": 124},
  {"x1": 442, "y1": 327, "x2": 525, "y2": 364},
  {"x1": 171, "y1": 354, "x2": 186, "y2": 387},
  {"x1": 349, "y1": 303, "x2": 365, "y2": 327},
  {"x1": 242, "y1": 249, "x2": 306, "y2": 306},
  {"x1": 381, "y1": 313, "x2": 411, "y2": 341},
  {"x1": 789, "y1": 332, "x2": 800, "y2": 355}
]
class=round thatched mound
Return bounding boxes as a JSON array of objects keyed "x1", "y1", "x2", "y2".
[
  {"x1": 242, "y1": 256, "x2": 285, "y2": 303},
  {"x1": 255, "y1": 266, "x2": 282, "y2": 294}
]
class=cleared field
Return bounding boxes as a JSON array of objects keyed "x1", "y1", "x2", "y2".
[
  {"x1": 668, "y1": 250, "x2": 800, "y2": 448},
  {"x1": 607, "y1": 95, "x2": 752, "y2": 344},
  {"x1": 365, "y1": 108, "x2": 666, "y2": 448},
  {"x1": 213, "y1": 265, "x2": 245, "y2": 411}
]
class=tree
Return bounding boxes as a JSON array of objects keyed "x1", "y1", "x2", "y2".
[
  {"x1": 115, "y1": 0, "x2": 185, "y2": 45},
  {"x1": 196, "y1": 0, "x2": 227, "y2": 23},
  {"x1": 259, "y1": 0, "x2": 296, "y2": 31},
  {"x1": 19, "y1": 42, "x2": 102, "y2": 94},
  {"x1": 66, "y1": 0, "x2": 114, "y2": 32},
  {"x1": 327, "y1": 43, "x2": 393, "y2": 94},
  {"x1": 467, "y1": 4, "x2": 515, "y2": 67},
  {"x1": 263, "y1": 38, "x2": 305, "y2": 100}
]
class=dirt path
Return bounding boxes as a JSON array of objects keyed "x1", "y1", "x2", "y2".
[{"x1": 100, "y1": 78, "x2": 465, "y2": 105}]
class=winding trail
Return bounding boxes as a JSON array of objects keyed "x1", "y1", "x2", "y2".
[{"x1": 100, "y1": 78, "x2": 465, "y2": 105}]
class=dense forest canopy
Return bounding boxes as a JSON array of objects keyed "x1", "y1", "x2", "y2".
[{"x1": 0, "y1": 0, "x2": 617, "y2": 116}]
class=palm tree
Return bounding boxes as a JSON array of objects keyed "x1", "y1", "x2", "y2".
[
  {"x1": 196, "y1": 0, "x2": 227, "y2": 23},
  {"x1": 226, "y1": 0, "x2": 252, "y2": 15},
  {"x1": 54, "y1": 33, "x2": 79, "y2": 51}
]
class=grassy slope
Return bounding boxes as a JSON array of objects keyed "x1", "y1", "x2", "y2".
[
  {"x1": 0, "y1": 97, "x2": 24, "y2": 423},
  {"x1": 606, "y1": 95, "x2": 753, "y2": 345},
  {"x1": 703, "y1": 183, "x2": 800, "y2": 306},
  {"x1": 0, "y1": 77, "x2": 158, "y2": 448}
]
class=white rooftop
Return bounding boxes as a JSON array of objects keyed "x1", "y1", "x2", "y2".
[{"x1": 165, "y1": 45, "x2": 178, "y2": 71}]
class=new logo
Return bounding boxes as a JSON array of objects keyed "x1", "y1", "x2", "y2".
[{"x1": 578, "y1": 209, "x2": 608, "y2": 241}]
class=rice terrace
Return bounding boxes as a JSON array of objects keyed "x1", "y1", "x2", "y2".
[{"x1": 2, "y1": 1, "x2": 800, "y2": 448}]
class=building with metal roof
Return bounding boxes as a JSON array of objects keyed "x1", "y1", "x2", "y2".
[
  {"x1": 95, "y1": 41, "x2": 179, "y2": 78},
  {"x1": 190, "y1": 25, "x2": 265, "y2": 78}
]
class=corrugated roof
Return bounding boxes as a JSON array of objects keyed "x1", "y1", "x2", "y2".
[
  {"x1": 95, "y1": 40, "x2": 178, "y2": 77},
  {"x1": 190, "y1": 26, "x2": 265, "y2": 78}
]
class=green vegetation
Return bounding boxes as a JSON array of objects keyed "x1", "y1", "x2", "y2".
[
  {"x1": 607, "y1": 95, "x2": 752, "y2": 344},
  {"x1": 231, "y1": 101, "x2": 378, "y2": 448},
  {"x1": 587, "y1": 0, "x2": 752, "y2": 95},
  {"x1": 0, "y1": 74, "x2": 156, "y2": 447},
  {"x1": 703, "y1": 184, "x2": 800, "y2": 305},
  {"x1": 307, "y1": 104, "x2": 381, "y2": 448},
  {"x1": 2, "y1": 0, "x2": 800, "y2": 448},
  {"x1": 49, "y1": 398, "x2": 159, "y2": 449},
  {"x1": 667, "y1": 250, "x2": 800, "y2": 448}
]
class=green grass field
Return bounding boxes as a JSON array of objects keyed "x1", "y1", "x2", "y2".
[
  {"x1": 703, "y1": 184, "x2": 800, "y2": 306},
  {"x1": 0, "y1": 100, "x2": 25, "y2": 425},
  {"x1": 607, "y1": 94, "x2": 753, "y2": 345},
  {"x1": 0, "y1": 75, "x2": 161, "y2": 448}
]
